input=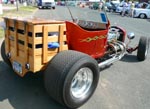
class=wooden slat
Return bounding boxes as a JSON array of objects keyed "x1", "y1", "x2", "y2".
[
  {"x1": 8, "y1": 19, "x2": 14, "y2": 27},
  {"x1": 31, "y1": 25, "x2": 36, "y2": 72},
  {"x1": 17, "y1": 21, "x2": 25, "y2": 30},
  {"x1": 18, "y1": 50, "x2": 30, "y2": 59},
  {"x1": 46, "y1": 24, "x2": 66, "y2": 32},
  {"x1": 28, "y1": 55, "x2": 34, "y2": 70},
  {"x1": 44, "y1": 24, "x2": 59, "y2": 32},
  {"x1": 18, "y1": 44, "x2": 24, "y2": 51},
  {"x1": 14, "y1": 21, "x2": 18, "y2": 56},
  {"x1": 5, "y1": 19, "x2": 10, "y2": 54},
  {"x1": 17, "y1": 50, "x2": 32, "y2": 59},
  {"x1": 10, "y1": 40, "x2": 14, "y2": 47},
  {"x1": 58, "y1": 25, "x2": 64, "y2": 52},
  {"x1": 9, "y1": 31, "x2": 15, "y2": 36},
  {"x1": 10, "y1": 39, "x2": 34, "y2": 56},
  {"x1": 35, "y1": 48, "x2": 58, "y2": 55},
  {"x1": 17, "y1": 33, "x2": 33, "y2": 43},
  {"x1": 34, "y1": 25, "x2": 43, "y2": 33},
  {"x1": 18, "y1": 45, "x2": 32, "y2": 56},
  {"x1": 28, "y1": 24, "x2": 33, "y2": 31},
  {"x1": 28, "y1": 37, "x2": 33, "y2": 44},
  {"x1": 10, "y1": 46, "x2": 15, "y2": 56},
  {"x1": 34, "y1": 55, "x2": 54, "y2": 71},
  {"x1": 18, "y1": 50, "x2": 25, "y2": 58},
  {"x1": 34, "y1": 44, "x2": 68, "y2": 56},
  {"x1": 63, "y1": 35, "x2": 67, "y2": 41},
  {"x1": 62, "y1": 45, "x2": 68, "y2": 50},
  {"x1": 28, "y1": 48, "x2": 33, "y2": 56},
  {"x1": 34, "y1": 35, "x2": 66, "y2": 44},
  {"x1": 34, "y1": 56, "x2": 44, "y2": 71},
  {"x1": 42, "y1": 26, "x2": 48, "y2": 63},
  {"x1": 34, "y1": 37, "x2": 42, "y2": 44},
  {"x1": 35, "y1": 36, "x2": 58, "y2": 44},
  {"x1": 24, "y1": 23, "x2": 29, "y2": 64},
  {"x1": 18, "y1": 33, "x2": 24, "y2": 41},
  {"x1": 64, "y1": 25, "x2": 66, "y2": 31}
]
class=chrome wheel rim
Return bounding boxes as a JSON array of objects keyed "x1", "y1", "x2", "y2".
[
  {"x1": 145, "y1": 40, "x2": 149, "y2": 57},
  {"x1": 145, "y1": 48, "x2": 148, "y2": 57},
  {"x1": 71, "y1": 67, "x2": 93, "y2": 98}
]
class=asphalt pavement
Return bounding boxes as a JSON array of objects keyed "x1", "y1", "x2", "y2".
[{"x1": 0, "y1": 6, "x2": 150, "y2": 109}]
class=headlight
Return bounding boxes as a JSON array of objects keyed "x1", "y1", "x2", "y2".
[{"x1": 127, "y1": 32, "x2": 135, "y2": 40}]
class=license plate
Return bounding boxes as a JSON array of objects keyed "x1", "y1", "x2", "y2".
[{"x1": 12, "y1": 61, "x2": 22, "y2": 74}]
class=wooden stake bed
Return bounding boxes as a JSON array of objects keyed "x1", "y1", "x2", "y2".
[{"x1": 3, "y1": 17, "x2": 68, "y2": 77}]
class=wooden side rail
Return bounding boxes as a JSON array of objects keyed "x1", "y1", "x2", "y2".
[{"x1": 3, "y1": 17, "x2": 68, "y2": 76}]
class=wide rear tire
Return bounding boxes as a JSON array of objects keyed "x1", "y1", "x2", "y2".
[
  {"x1": 44, "y1": 50, "x2": 99, "y2": 109},
  {"x1": 137, "y1": 36, "x2": 150, "y2": 61},
  {"x1": 1, "y1": 40, "x2": 11, "y2": 66}
]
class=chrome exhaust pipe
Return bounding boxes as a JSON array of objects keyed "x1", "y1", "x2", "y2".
[
  {"x1": 98, "y1": 41, "x2": 126, "y2": 68},
  {"x1": 98, "y1": 54, "x2": 124, "y2": 68}
]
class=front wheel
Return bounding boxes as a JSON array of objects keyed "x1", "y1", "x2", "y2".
[
  {"x1": 137, "y1": 36, "x2": 150, "y2": 61},
  {"x1": 44, "y1": 50, "x2": 100, "y2": 109},
  {"x1": 52, "y1": 7, "x2": 55, "y2": 9}
]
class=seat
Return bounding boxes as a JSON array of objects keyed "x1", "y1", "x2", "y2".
[{"x1": 65, "y1": 21, "x2": 109, "y2": 58}]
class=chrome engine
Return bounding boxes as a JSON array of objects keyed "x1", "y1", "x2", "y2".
[{"x1": 98, "y1": 27, "x2": 126, "y2": 68}]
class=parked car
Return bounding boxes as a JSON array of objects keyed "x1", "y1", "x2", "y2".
[
  {"x1": 133, "y1": 4, "x2": 150, "y2": 18},
  {"x1": 116, "y1": 4, "x2": 123, "y2": 13},
  {"x1": 116, "y1": 4, "x2": 130, "y2": 15},
  {"x1": 66, "y1": 1, "x2": 76, "y2": 7},
  {"x1": 105, "y1": 2, "x2": 118, "y2": 12},
  {"x1": 89, "y1": 1, "x2": 105, "y2": 10},
  {"x1": 90, "y1": 2, "x2": 100, "y2": 10},
  {"x1": 57, "y1": 1, "x2": 65, "y2": 6}
]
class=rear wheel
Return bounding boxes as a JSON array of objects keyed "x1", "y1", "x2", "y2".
[
  {"x1": 44, "y1": 50, "x2": 99, "y2": 109},
  {"x1": 139, "y1": 13, "x2": 146, "y2": 19},
  {"x1": 137, "y1": 36, "x2": 150, "y2": 61},
  {"x1": 1, "y1": 40, "x2": 11, "y2": 66}
]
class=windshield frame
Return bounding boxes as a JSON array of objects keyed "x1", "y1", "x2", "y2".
[{"x1": 64, "y1": 1, "x2": 109, "y2": 24}]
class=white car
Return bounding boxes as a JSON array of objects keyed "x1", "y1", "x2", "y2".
[
  {"x1": 133, "y1": 5, "x2": 150, "y2": 19},
  {"x1": 116, "y1": 4, "x2": 130, "y2": 14},
  {"x1": 116, "y1": 5, "x2": 123, "y2": 13},
  {"x1": 115, "y1": 0, "x2": 127, "y2": 13}
]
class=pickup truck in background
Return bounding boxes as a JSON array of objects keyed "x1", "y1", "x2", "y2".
[{"x1": 38, "y1": 0, "x2": 56, "y2": 9}]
